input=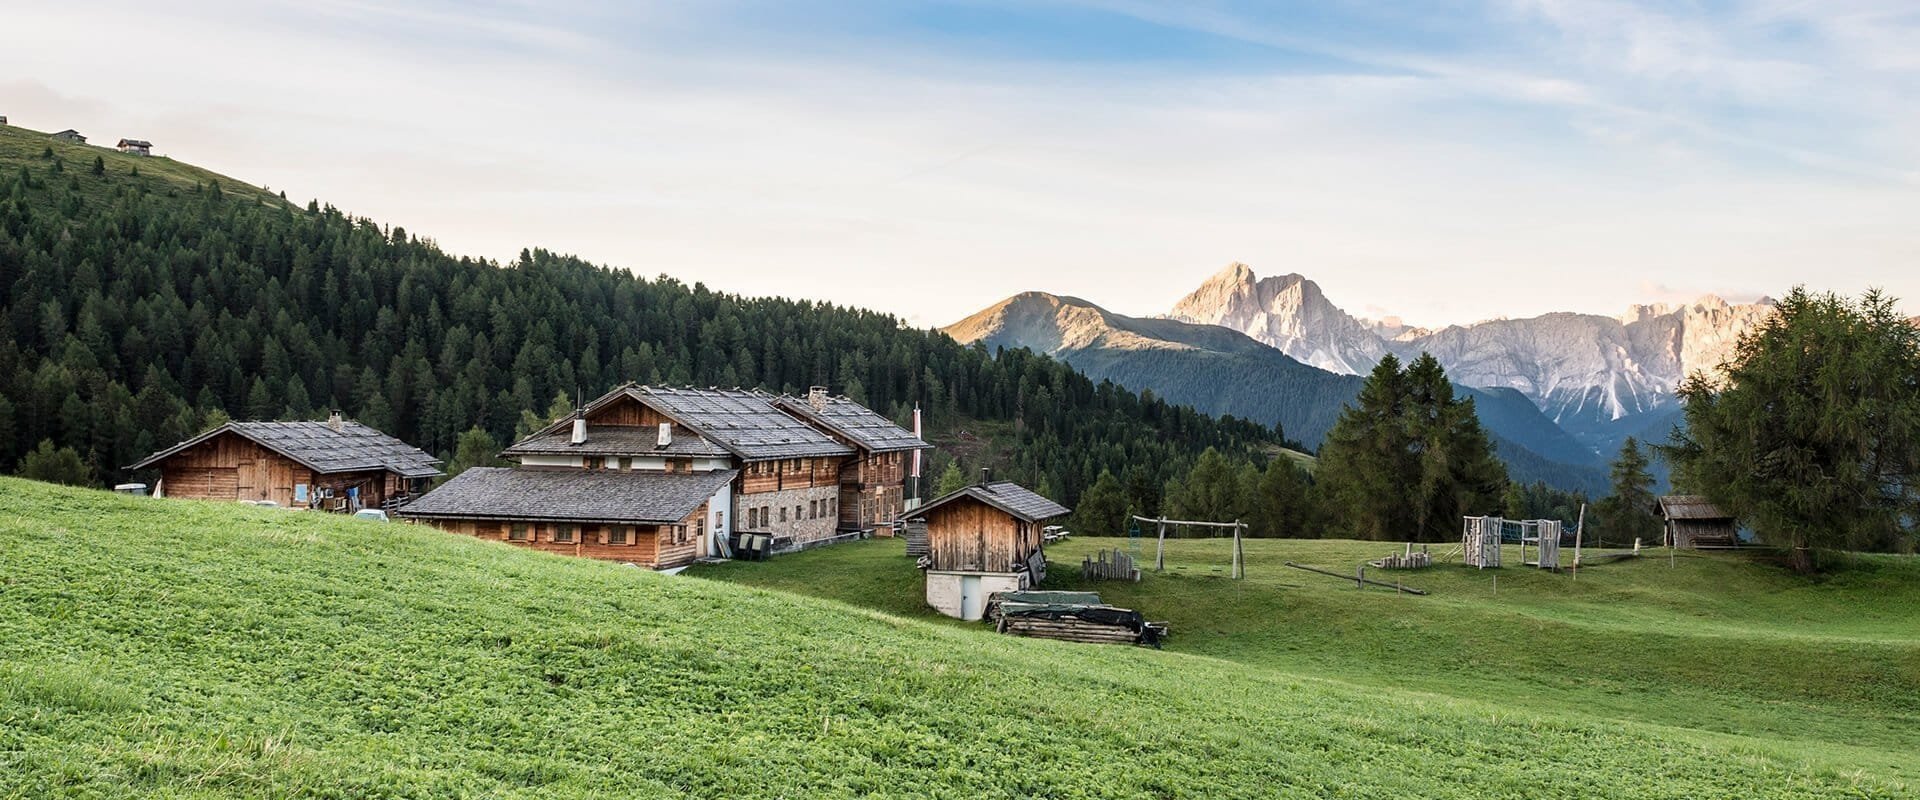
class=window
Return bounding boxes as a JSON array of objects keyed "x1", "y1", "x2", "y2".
[
  {"x1": 794, "y1": 505, "x2": 803, "y2": 522},
  {"x1": 585, "y1": 457, "x2": 603, "y2": 470},
  {"x1": 746, "y1": 507, "x2": 757, "y2": 528},
  {"x1": 760, "y1": 506, "x2": 770, "y2": 527},
  {"x1": 778, "y1": 507, "x2": 787, "y2": 523},
  {"x1": 509, "y1": 524, "x2": 529, "y2": 542},
  {"x1": 695, "y1": 518, "x2": 705, "y2": 544},
  {"x1": 556, "y1": 525, "x2": 577, "y2": 543},
  {"x1": 809, "y1": 500, "x2": 817, "y2": 519},
  {"x1": 608, "y1": 526, "x2": 629, "y2": 545}
]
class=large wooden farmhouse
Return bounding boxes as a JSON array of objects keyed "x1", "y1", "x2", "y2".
[
  {"x1": 399, "y1": 384, "x2": 927, "y2": 569},
  {"x1": 913, "y1": 477, "x2": 1069, "y2": 620},
  {"x1": 773, "y1": 388, "x2": 929, "y2": 532},
  {"x1": 130, "y1": 413, "x2": 441, "y2": 510}
]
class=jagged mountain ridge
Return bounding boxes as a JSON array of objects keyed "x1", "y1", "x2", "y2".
[
  {"x1": 946, "y1": 292, "x2": 1609, "y2": 493},
  {"x1": 1168, "y1": 263, "x2": 1774, "y2": 451}
]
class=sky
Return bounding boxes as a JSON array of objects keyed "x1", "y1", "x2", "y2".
[{"x1": 3, "y1": 0, "x2": 1917, "y2": 327}]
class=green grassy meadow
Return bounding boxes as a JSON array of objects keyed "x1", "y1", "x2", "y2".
[
  {"x1": 2, "y1": 477, "x2": 1913, "y2": 798},
  {"x1": 0, "y1": 123, "x2": 290, "y2": 209},
  {"x1": 701, "y1": 534, "x2": 1920, "y2": 790}
]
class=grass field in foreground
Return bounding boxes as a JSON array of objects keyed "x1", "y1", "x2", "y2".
[
  {"x1": 1, "y1": 478, "x2": 1910, "y2": 798},
  {"x1": 697, "y1": 534, "x2": 1920, "y2": 788}
]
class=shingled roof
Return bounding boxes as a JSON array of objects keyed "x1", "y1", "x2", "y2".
[
  {"x1": 773, "y1": 395, "x2": 929, "y2": 453},
  {"x1": 397, "y1": 467, "x2": 735, "y2": 525},
  {"x1": 501, "y1": 424, "x2": 730, "y2": 458},
  {"x1": 130, "y1": 420, "x2": 441, "y2": 478},
  {"x1": 626, "y1": 386, "x2": 853, "y2": 460},
  {"x1": 913, "y1": 481, "x2": 1070, "y2": 524},
  {"x1": 1658, "y1": 495, "x2": 1733, "y2": 521}
]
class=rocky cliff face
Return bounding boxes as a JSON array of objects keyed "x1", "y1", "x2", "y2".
[
  {"x1": 1167, "y1": 263, "x2": 1391, "y2": 375},
  {"x1": 1162, "y1": 264, "x2": 1775, "y2": 447}
]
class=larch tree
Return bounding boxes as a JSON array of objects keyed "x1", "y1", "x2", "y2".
[{"x1": 1663, "y1": 288, "x2": 1920, "y2": 573}]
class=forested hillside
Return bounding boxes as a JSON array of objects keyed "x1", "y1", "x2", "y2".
[{"x1": 0, "y1": 124, "x2": 1280, "y2": 506}]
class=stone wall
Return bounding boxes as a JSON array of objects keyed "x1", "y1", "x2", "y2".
[{"x1": 737, "y1": 484, "x2": 841, "y2": 546}]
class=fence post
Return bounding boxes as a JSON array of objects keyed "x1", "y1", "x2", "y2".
[{"x1": 1154, "y1": 517, "x2": 1167, "y2": 572}]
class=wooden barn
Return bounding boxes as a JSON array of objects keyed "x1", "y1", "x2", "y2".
[
  {"x1": 774, "y1": 387, "x2": 930, "y2": 533},
  {"x1": 130, "y1": 413, "x2": 441, "y2": 511},
  {"x1": 1658, "y1": 495, "x2": 1738, "y2": 548},
  {"x1": 913, "y1": 476, "x2": 1069, "y2": 621},
  {"x1": 397, "y1": 467, "x2": 734, "y2": 570},
  {"x1": 51, "y1": 129, "x2": 85, "y2": 144},
  {"x1": 116, "y1": 138, "x2": 152, "y2": 156}
]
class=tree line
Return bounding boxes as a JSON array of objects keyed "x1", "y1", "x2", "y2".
[{"x1": 0, "y1": 150, "x2": 1280, "y2": 507}]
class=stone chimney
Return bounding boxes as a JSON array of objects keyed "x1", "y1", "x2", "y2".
[
  {"x1": 808, "y1": 385, "x2": 828, "y2": 412},
  {"x1": 656, "y1": 422, "x2": 672, "y2": 448},
  {"x1": 327, "y1": 410, "x2": 344, "y2": 433}
]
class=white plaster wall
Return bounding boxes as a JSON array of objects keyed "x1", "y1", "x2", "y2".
[
  {"x1": 519, "y1": 454, "x2": 583, "y2": 468},
  {"x1": 925, "y1": 571, "x2": 1023, "y2": 620}
]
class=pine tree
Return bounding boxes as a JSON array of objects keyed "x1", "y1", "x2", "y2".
[
  {"x1": 933, "y1": 461, "x2": 969, "y2": 497},
  {"x1": 90, "y1": 156, "x2": 104, "y2": 176},
  {"x1": 1249, "y1": 459, "x2": 1315, "y2": 538},
  {"x1": 442, "y1": 427, "x2": 505, "y2": 481},
  {"x1": 18, "y1": 439, "x2": 91, "y2": 486},
  {"x1": 1598, "y1": 437, "x2": 1659, "y2": 548},
  {"x1": 1072, "y1": 469, "x2": 1129, "y2": 536}
]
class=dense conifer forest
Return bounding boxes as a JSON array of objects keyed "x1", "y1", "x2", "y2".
[{"x1": 0, "y1": 131, "x2": 1282, "y2": 508}]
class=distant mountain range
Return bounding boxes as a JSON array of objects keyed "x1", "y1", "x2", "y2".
[
  {"x1": 945, "y1": 292, "x2": 1610, "y2": 493},
  {"x1": 945, "y1": 264, "x2": 1777, "y2": 494}
]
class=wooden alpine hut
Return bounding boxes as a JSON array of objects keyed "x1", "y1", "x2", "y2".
[
  {"x1": 1657, "y1": 495, "x2": 1738, "y2": 549},
  {"x1": 129, "y1": 412, "x2": 440, "y2": 511},
  {"x1": 912, "y1": 472, "x2": 1069, "y2": 621}
]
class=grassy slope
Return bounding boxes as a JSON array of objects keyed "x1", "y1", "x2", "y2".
[
  {"x1": 701, "y1": 536, "x2": 1920, "y2": 791},
  {"x1": 0, "y1": 123, "x2": 289, "y2": 209},
  {"x1": 0, "y1": 479, "x2": 1905, "y2": 798}
]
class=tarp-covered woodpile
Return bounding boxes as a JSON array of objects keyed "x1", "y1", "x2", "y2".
[{"x1": 988, "y1": 590, "x2": 1167, "y2": 647}]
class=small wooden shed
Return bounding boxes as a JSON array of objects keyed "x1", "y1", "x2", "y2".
[
  {"x1": 51, "y1": 129, "x2": 85, "y2": 144},
  {"x1": 912, "y1": 477, "x2": 1069, "y2": 621},
  {"x1": 1658, "y1": 495, "x2": 1737, "y2": 548}
]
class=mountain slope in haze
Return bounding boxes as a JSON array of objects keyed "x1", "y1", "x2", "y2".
[
  {"x1": 1168, "y1": 264, "x2": 1773, "y2": 452},
  {"x1": 946, "y1": 292, "x2": 1608, "y2": 493}
]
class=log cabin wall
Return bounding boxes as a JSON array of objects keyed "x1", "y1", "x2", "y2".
[
  {"x1": 924, "y1": 498, "x2": 1035, "y2": 573},
  {"x1": 153, "y1": 431, "x2": 402, "y2": 509},
  {"x1": 425, "y1": 501, "x2": 708, "y2": 568}
]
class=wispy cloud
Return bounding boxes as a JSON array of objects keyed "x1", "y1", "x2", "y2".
[{"x1": 1, "y1": 0, "x2": 1914, "y2": 326}]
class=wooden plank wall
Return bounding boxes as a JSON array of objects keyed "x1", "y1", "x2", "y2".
[
  {"x1": 925, "y1": 498, "x2": 1033, "y2": 573},
  {"x1": 741, "y1": 457, "x2": 839, "y2": 494},
  {"x1": 588, "y1": 395, "x2": 670, "y2": 428},
  {"x1": 425, "y1": 501, "x2": 709, "y2": 568}
]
